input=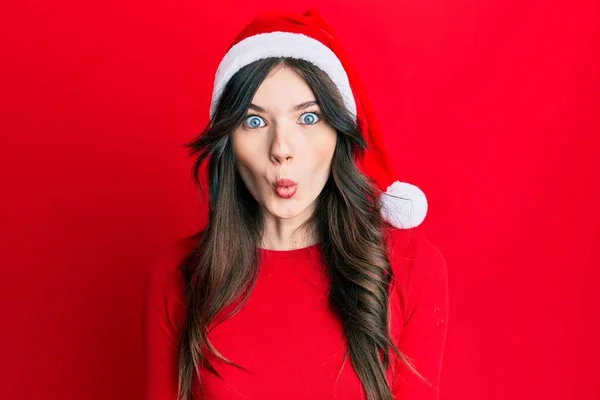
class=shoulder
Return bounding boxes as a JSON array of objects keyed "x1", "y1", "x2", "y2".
[
  {"x1": 143, "y1": 234, "x2": 200, "y2": 336},
  {"x1": 146, "y1": 235, "x2": 198, "y2": 295},
  {"x1": 384, "y1": 226, "x2": 449, "y2": 316},
  {"x1": 385, "y1": 225, "x2": 447, "y2": 276}
]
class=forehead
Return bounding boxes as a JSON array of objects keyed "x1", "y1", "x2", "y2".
[{"x1": 251, "y1": 65, "x2": 317, "y2": 110}]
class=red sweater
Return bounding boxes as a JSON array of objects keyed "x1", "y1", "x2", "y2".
[{"x1": 143, "y1": 227, "x2": 449, "y2": 399}]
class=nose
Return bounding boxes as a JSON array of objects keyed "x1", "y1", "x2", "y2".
[{"x1": 269, "y1": 124, "x2": 294, "y2": 165}]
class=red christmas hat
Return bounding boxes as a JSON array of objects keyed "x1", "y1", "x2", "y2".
[{"x1": 210, "y1": 8, "x2": 428, "y2": 229}]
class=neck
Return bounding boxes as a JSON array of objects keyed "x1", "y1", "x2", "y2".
[{"x1": 259, "y1": 205, "x2": 318, "y2": 250}]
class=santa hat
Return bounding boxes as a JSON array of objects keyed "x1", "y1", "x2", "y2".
[{"x1": 209, "y1": 8, "x2": 428, "y2": 229}]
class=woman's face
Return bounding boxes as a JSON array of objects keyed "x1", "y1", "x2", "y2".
[{"x1": 231, "y1": 65, "x2": 337, "y2": 223}]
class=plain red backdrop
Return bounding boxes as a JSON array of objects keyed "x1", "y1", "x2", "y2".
[{"x1": 1, "y1": 0, "x2": 599, "y2": 399}]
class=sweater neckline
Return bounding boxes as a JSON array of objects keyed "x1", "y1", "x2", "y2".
[{"x1": 257, "y1": 242, "x2": 321, "y2": 260}]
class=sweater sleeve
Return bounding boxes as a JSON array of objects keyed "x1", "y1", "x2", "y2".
[
  {"x1": 142, "y1": 240, "x2": 191, "y2": 400},
  {"x1": 390, "y1": 230, "x2": 450, "y2": 400}
]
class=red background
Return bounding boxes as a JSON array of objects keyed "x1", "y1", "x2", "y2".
[{"x1": 1, "y1": 0, "x2": 599, "y2": 399}]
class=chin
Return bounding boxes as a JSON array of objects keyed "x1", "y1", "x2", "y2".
[{"x1": 265, "y1": 200, "x2": 308, "y2": 220}]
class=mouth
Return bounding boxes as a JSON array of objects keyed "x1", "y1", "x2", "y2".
[{"x1": 274, "y1": 179, "x2": 297, "y2": 199}]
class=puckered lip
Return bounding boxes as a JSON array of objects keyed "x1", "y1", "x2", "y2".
[{"x1": 274, "y1": 178, "x2": 297, "y2": 187}]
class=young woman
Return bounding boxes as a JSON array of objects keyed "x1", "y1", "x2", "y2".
[{"x1": 143, "y1": 8, "x2": 449, "y2": 400}]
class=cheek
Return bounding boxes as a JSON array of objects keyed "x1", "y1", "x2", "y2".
[
  {"x1": 235, "y1": 160, "x2": 265, "y2": 204},
  {"x1": 231, "y1": 133, "x2": 265, "y2": 195},
  {"x1": 307, "y1": 131, "x2": 337, "y2": 173},
  {"x1": 232, "y1": 132, "x2": 258, "y2": 170}
]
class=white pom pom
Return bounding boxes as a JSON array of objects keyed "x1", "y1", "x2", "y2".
[{"x1": 380, "y1": 181, "x2": 428, "y2": 229}]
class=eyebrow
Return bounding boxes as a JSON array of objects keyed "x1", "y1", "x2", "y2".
[{"x1": 248, "y1": 100, "x2": 319, "y2": 113}]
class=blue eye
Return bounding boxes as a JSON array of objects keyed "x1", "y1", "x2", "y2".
[
  {"x1": 299, "y1": 112, "x2": 321, "y2": 125},
  {"x1": 243, "y1": 115, "x2": 266, "y2": 129}
]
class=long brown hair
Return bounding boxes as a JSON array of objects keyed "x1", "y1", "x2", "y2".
[{"x1": 178, "y1": 57, "x2": 425, "y2": 400}]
